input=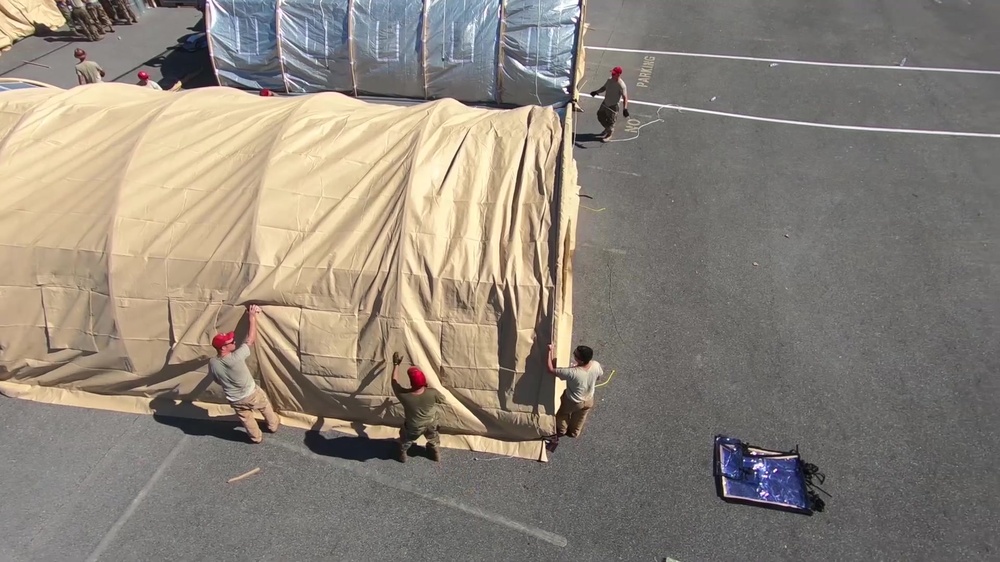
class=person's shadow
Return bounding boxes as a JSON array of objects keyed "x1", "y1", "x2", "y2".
[
  {"x1": 149, "y1": 397, "x2": 250, "y2": 443},
  {"x1": 303, "y1": 430, "x2": 397, "y2": 462},
  {"x1": 574, "y1": 132, "x2": 606, "y2": 148}
]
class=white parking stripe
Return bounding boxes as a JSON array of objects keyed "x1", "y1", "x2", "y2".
[
  {"x1": 586, "y1": 45, "x2": 1000, "y2": 76},
  {"x1": 595, "y1": 96, "x2": 1000, "y2": 139}
]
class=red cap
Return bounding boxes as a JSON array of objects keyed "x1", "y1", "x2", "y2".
[
  {"x1": 138, "y1": 71, "x2": 149, "y2": 80},
  {"x1": 611, "y1": 66, "x2": 623, "y2": 76},
  {"x1": 407, "y1": 366, "x2": 427, "y2": 389},
  {"x1": 259, "y1": 89, "x2": 273, "y2": 96},
  {"x1": 211, "y1": 331, "x2": 235, "y2": 350}
]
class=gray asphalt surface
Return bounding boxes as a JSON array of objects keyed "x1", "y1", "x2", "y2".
[{"x1": 2, "y1": 2, "x2": 998, "y2": 561}]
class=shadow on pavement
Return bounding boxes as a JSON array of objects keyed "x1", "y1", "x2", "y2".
[
  {"x1": 141, "y1": 29, "x2": 216, "y2": 89},
  {"x1": 40, "y1": 29, "x2": 86, "y2": 43},
  {"x1": 149, "y1": 397, "x2": 249, "y2": 443},
  {"x1": 574, "y1": 132, "x2": 609, "y2": 149},
  {"x1": 303, "y1": 430, "x2": 398, "y2": 462}
]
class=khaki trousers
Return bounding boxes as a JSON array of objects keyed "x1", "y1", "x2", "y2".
[
  {"x1": 230, "y1": 387, "x2": 280, "y2": 443},
  {"x1": 555, "y1": 392, "x2": 595, "y2": 438},
  {"x1": 71, "y1": 7, "x2": 102, "y2": 41},
  {"x1": 86, "y1": 2, "x2": 114, "y2": 32}
]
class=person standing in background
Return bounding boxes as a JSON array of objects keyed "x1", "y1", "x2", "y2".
[
  {"x1": 84, "y1": 0, "x2": 115, "y2": 34},
  {"x1": 74, "y1": 49, "x2": 105, "y2": 85},
  {"x1": 68, "y1": 0, "x2": 102, "y2": 41},
  {"x1": 589, "y1": 66, "x2": 630, "y2": 142},
  {"x1": 55, "y1": 0, "x2": 78, "y2": 34},
  {"x1": 108, "y1": 0, "x2": 138, "y2": 24},
  {"x1": 137, "y1": 71, "x2": 162, "y2": 89}
]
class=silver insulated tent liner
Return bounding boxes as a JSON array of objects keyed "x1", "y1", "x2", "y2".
[{"x1": 206, "y1": 0, "x2": 585, "y2": 107}]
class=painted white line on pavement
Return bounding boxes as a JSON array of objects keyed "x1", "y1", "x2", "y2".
[
  {"x1": 85, "y1": 435, "x2": 190, "y2": 562},
  {"x1": 585, "y1": 46, "x2": 1000, "y2": 76},
  {"x1": 592, "y1": 96, "x2": 1000, "y2": 139},
  {"x1": 268, "y1": 437, "x2": 569, "y2": 548}
]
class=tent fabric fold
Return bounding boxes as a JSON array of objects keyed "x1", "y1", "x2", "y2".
[
  {"x1": 0, "y1": 84, "x2": 580, "y2": 461},
  {"x1": 0, "y1": 0, "x2": 64, "y2": 53}
]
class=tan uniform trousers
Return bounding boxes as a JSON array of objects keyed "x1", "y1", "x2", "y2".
[
  {"x1": 555, "y1": 392, "x2": 595, "y2": 438},
  {"x1": 230, "y1": 387, "x2": 280, "y2": 443},
  {"x1": 71, "y1": 7, "x2": 102, "y2": 41},
  {"x1": 86, "y1": 2, "x2": 114, "y2": 33}
]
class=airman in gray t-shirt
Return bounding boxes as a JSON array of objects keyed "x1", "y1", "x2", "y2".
[
  {"x1": 208, "y1": 343, "x2": 256, "y2": 402},
  {"x1": 553, "y1": 362, "x2": 604, "y2": 403}
]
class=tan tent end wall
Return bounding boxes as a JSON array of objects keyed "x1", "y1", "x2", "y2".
[
  {"x1": 0, "y1": 83, "x2": 580, "y2": 461},
  {"x1": 0, "y1": 0, "x2": 64, "y2": 53}
]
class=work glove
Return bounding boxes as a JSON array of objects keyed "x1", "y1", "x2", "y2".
[
  {"x1": 622, "y1": 108, "x2": 630, "y2": 118},
  {"x1": 589, "y1": 90, "x2": 598, "y2": 97},
  {"x1": 392, "y1": 352, "x2": 403, "y2": 366}
]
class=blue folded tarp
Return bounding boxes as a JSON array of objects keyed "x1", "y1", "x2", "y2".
[{"x1": 713, "y1": 435, "x2": 825, "y2": 515}]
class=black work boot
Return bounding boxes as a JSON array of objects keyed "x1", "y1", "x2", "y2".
[
  {"x1": 427, "y1": 446, "x2": 441, "y2": 462},
  {"x1": 396, "y1": 444, "x2": 408, "y2": 463}
]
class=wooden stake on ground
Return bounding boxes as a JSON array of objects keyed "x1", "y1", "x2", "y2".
[
  {"x1": 22, "y1": 61, "x2": 50, "y2": 68},
  {"x1": 226, "y1": 467, "x2": 261, "y2": 483}
]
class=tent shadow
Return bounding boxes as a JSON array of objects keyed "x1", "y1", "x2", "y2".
[
  {"x1": 149, "y1": 397, "x2": 249, "y2": 443},
  {"x1": 303, "y1": 430, "x2": 397, "y2": 462}
]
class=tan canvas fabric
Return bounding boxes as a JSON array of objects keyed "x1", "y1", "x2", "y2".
[
  {"x1": 0, "y1": 83, "x2": 580, "y2": 461},
  {"x1": 0, "y1": 0, "x2": 64, "y2": 52}
]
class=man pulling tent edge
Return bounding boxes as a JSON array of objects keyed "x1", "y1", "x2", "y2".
[
  {"x1": 208, "y1": 305, "x2": 280, "y2": 444},
  {"x1": 389, "y1": 352, "x2": 448, "y2": 463},
  {"x1": 547, "y1": 343, "x2": 604, "y2": 449}
]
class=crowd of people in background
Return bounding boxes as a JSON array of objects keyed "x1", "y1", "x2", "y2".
[{"x1": 56, "y1": 0, "x2": 139, "y2": 42}]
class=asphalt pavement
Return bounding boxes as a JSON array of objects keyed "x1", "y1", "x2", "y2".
[{"x1": 1, "y1": 1, "x2": 998, "y2": 561}]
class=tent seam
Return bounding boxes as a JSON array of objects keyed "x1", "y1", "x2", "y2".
[
  {"x1": 245, "y1": 96, "x2": 310, "y2": 302},
  {"x1": 106, "y1": 90, "x2": 180, "y2": 372},
  {"x1": 0, "y1": 87, "x2": 70, "y2": 164},
  {"x1": 392, "y1": 101, "x2": 439, "y2": 348}
]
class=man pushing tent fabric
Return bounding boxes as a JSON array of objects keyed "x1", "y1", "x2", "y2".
[{"x1": 389, "y1": 352, "x2": 448, "y2": 463}]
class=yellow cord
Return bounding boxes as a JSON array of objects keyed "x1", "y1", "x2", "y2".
[{"x1": 595, "y1": 369, "x2": 616, "y2": 387}]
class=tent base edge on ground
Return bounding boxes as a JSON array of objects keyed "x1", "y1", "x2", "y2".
[{"x1": 0, "y1": 380, "x2": 549, "y2": 461}]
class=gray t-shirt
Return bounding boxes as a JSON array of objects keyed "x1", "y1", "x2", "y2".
[
  {"x1": 208, "y1": 344, "x2": 257, "y2": 402},
  {"x1": 554, "y1": 361, "x2": 604, "y2": 403},
  {"x1": 601, "y1": 78, "x2": 627, "y2": 107}
]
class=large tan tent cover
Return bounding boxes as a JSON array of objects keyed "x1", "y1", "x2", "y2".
[
  {"x1": 0, "y1": 84, "x2": 580, "y2": 460},
  {"x1": 0, "y1": 0, "x2": 64, "y2": 53}
]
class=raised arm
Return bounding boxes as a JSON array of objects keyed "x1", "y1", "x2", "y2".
[
  {"x1": 390, "y1": 352, "x2": 404, "y2": 394},
  {"x1": 547, "y1": 343, "x2": 557, "y2": 374},
  {"x1": 245, "y1": 304, "x2": 261, "y2": 346}
]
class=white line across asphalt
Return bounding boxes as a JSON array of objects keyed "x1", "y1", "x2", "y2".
[
  {"x1": 85, "y1": 436, "x2": 190, "y2": 562},
  {"x1": 586, "y1": 46, "x2": 1000, "y2": 76},
  {"x1": 268, "y1": 438, "x2": 569, "y2": 548},
  {"x1": 597, "y1": 96, "x2": 1000, "y2": 139}
]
